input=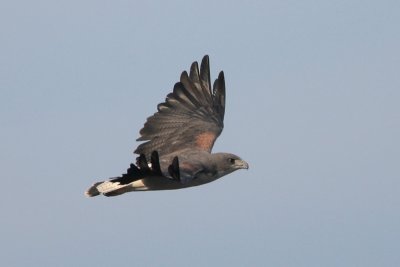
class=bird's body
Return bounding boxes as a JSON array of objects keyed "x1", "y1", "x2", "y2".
[
  {"x1": 86, "y1": 56, "x2": 248, "y2": 197},
  {"x1": 139, "y1": 150, "x2": 247, "y2": 190},
  {"x1": 113, "y1": 150, "x2": 220, "y2": 193}
]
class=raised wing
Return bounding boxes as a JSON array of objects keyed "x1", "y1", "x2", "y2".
[{"x1": 135, "y1": 55, "x2": 226, "y2": 158}]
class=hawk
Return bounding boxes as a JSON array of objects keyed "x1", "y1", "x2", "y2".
[{"x1": 85, "y1": 55, "x2": 248, "y2": 197}]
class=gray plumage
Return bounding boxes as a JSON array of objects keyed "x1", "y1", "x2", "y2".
[{"x1": 85, "y1": 55, "x2": 248, "y2": 197}]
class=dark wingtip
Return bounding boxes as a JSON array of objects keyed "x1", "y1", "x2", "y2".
[
  {"x1": 216, "y1": 71, "x2": 226, "y2": 96},
  {"x1": 150, "y1": 151, "x2": 162, "y2": 175},
  {"x1": 202, "y1": 55, "x2": 209, "y2": 64},
  {"x1": 189, "y1": 61, "x2": 200, "y2": 83},
  {"x1": 180, "y1": 70, "x2": 189, "y2": 83},
  {"x1": 212, "y1": 71, "x2": 226, "y2": 122},
  {"x1": 190, "y1": 61, "x2": 199, "y2": 72},
  {"x1": 200, "y1": 56, "x2": 210, "y2": 76},
  {"x1": 168, "y1": 156, "x2": 180, "y2": 181},
  {"x1": 218, "y1": 70, "x2": 224, "y2": 80},
  {"x1": 200, "y1": 55, "x2": 212, "y2": 96},
  {"x1": 137, "y1": 154, "x2": 149, "y2": 170}
]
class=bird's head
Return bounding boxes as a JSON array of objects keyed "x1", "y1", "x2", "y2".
[{"x1": 212, "y1": 153, "x2": 249, "y2": 178}]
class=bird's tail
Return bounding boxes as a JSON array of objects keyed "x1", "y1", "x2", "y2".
[
  {"x1": 85, "y1": 152, "x2": 163, "y2": 197},
  {"x1": 85, "y1": 180, "x2": 130, "y2": 197},
  {"x1": 85, "y1": 152, "x2": 181, "y2": 197}
]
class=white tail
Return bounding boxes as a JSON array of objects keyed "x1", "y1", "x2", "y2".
[{"x1": 85, "y1": 180, "x2": 128, "y2": 197}]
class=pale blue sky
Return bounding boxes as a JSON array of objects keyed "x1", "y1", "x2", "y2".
[{"x1": 1, "y1": 0, "x2": 399, "y2": 266}]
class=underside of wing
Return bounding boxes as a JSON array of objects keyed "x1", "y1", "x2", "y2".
[{"x1": 135, "y1": 55, "x2": 226, "y2": 159}]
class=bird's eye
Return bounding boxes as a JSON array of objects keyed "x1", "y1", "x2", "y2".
[{"x1": 229, "y1": 158, "x2": 235, "y2": 164}]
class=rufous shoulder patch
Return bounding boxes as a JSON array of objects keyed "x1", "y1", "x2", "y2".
[{"x1": 195, "y1": 131, "x2": 216, "y2": 151}]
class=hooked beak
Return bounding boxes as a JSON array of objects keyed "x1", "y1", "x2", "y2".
[{"x1": 237, "y1": 160, "x2": 249, "y2": 170}]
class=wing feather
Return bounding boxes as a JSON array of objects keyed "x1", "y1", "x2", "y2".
[{"x1": 135, "y1": 55, "x2": 225, "y2": 158}]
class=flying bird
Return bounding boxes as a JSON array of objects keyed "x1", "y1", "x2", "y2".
[{"x1": 85, "y1": 55, "x2": 248, "y2": 197}]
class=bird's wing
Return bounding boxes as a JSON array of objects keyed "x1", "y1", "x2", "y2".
[{"x1": 135, "y1": 55, "x2": 226, "y2": 159}]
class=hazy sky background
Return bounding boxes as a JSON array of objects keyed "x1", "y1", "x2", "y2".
[{"x1": 1, "y1": 0, "x2": 399, "y2": 266}]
